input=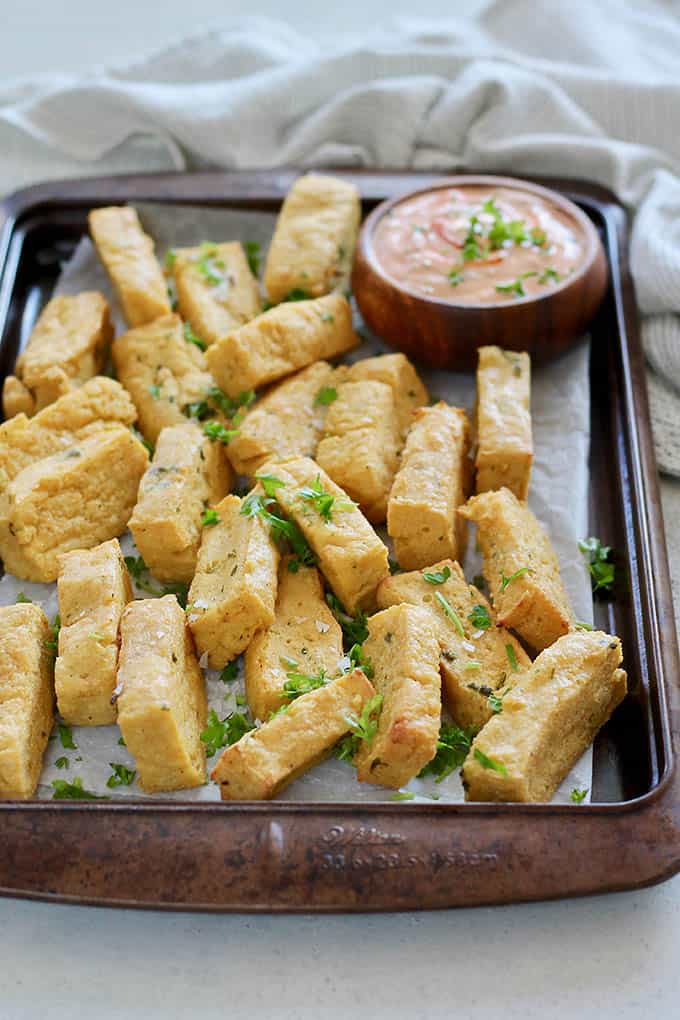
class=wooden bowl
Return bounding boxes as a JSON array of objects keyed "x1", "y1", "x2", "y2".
[{"x1": 352, "y1": 175, "x2": 608, "y2": 370}]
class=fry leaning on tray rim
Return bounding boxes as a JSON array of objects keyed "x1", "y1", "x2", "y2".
[{"x1": 0, "y1": 173, "x2": 625, "y2": 804}]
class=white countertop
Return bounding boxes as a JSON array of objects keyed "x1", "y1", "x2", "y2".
[{"x1": 2, "y1": 2, "x2": 680, "y2": 1016}]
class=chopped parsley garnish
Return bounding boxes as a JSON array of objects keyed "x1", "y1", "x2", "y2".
[
  {"x1": 495, "y1": 271, "x2": 538, "y2": 298},
  {"x1": 298, "y1": 474, "x2": 355, "y2": 522},
  {"x1": 314, "y1": 386, "x2": 338, "y2": 406},
  {"x1": 240, "y1": 492, "x2": 316, "y2": 568},
  {"x1": 220, "y1": 661, "x2": 239, "y2": 684},
  {"x1": 483, "y1": 198, "x2": 528, "y2": 250},
  {"x1": 244, "y1": 240, "x2": 261, "y2": 277},
  {"x1": 195, "y1": 242, "x2": 226, "y2": 286},
  {"x1": 462, "y1": 216, "x2": 483, "y2": 262},
  {"x1": 531, "y1": 228, "x2": 547, "y2": 247},
  {"x1": 570, "y1": 787, "x2": 588, "y2": 803},
  {"x1": 202, "y1": 420, "x2": 239, "y2": 445},
  {"x1": 348, "y1": 642, "x2": 374, "y2": 679},
  {"x1": 449, "y1": 270, "x2": 465, "y2": 286},
  {"x1": 505, "y1": 643, "x2": 519, "y2": 672},
  {"x1": 124, "y1": 555, "x2": 148, "y2": 583},
  {"x1": 44, "y1": 614, "x2": 61, "y2": 658},
  {"x1": 339, "y1": 693, "x2": 383, "y2": 761},
  {"x1": 164, "y1": 582, "x2": 190, "y2": 609},
  {"x1": 148, "y1": 384, "x2": 161, "y2": 400},
  {"x1": 283, "y1": 669, "x2": 328, "y2": 700},
  {"x1": 207, "y1": 387, "x2": 255, "y2": 420},
  {"x1": 388, "y1": 557, "x2": 401, "y2": 575},
  {"x1": 131, "y1": 426, "x2": 154, "y2": 456},
  {"x1": 15, "y1": 592, "x2": 32, "y2": 604},
  {"x1": 487, "y1": 687, "x2": 511, "y2": 714},
  {"x1": 255, "y1": 473, "x2": 285, "y2": 500},
  {"x1": 472, "y1": 574, "x2": 486, "y2": 591},
  {"x1": 468, "y1": 604, "x2": 492, "y2": 630},
  {"x1": 579, "y1": 536, "x2": 616, "y2": 595},
  {"x1": 164, "y1": 249, "x2": 177, "y2": 271},
  {"x1": 419, "y1": 722, "x2": 474, "y2": 782},
  {"x1": 326, "y1": 593, "x2": 369, "y2": 648},
  {"x1": 539, "y1": 267, "x2": 562, "y2": 285},
  {"x1": 201, "y1": 508, "x2": 220, "y2": 527},
  {"x1": 55, "y1": 756, "x2": 69, "y2": 769},
  {"x1": 500, "y1": 566, "x2": 531, "y2": 591},
  {"x1": 52, "y1": 777, "x2": 104, "y2": 800},
  {"x1": 106, "y1": 763, "x2": 136, "y2": 788},
  {"x1": 57, "y1": 722, "x2": 75, "y2": 750},
  {"x1": 200, "y1": 709, "x2": 254, "y2": 757},
  {"x1": 434, "y1": 591, "x2": 465, "y2": 636},
  {"x1": 117, "y1": 736, "x2": 126, "y2": 747},
  {"x1": 473, "y1": 748, "x2": 508, "y2": 775},
  {"x1": 268, "y1": 704, "x2": 290, "y2": 721},
  {"x1": 124, "y1": 555, "x2": 189, "y2": 606},
  {"x1": 183, "y1": 321, "x2": 207, "y2": 351},
  {"x1": 391, "y1": 791, "x2": 415, "y2": 801},
  {"x1": 423, "y1": 565, "x2": 451, "y2": 585},
  {"x1": 183, "y1": 386, "x2": 254, "y2": 423},
  {"x1": 283, "y1": 288, "x2": 310, "y2": 302}
]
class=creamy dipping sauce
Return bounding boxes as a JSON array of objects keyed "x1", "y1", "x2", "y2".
[{"x1": 372, "y1": 185, "x2": 586, "y2": 304}]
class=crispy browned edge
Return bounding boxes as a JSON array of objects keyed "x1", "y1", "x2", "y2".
[{"x1": 0, "y1": 169, "x2": 676, "y2": 913}]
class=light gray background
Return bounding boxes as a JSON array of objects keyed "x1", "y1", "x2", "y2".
[{"x1": 2, "y1": 1, "x2": 679, "y2": 1017}]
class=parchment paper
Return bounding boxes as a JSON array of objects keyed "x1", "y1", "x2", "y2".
[{"x1": 0, "y1": 202, "x2": 594, "y2": 804}]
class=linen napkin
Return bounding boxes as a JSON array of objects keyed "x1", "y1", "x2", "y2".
[{"x1": 2, "y1": 1, "x2": 680, "y2": 470}]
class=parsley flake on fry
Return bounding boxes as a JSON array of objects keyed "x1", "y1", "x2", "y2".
[
  {"x1": 505, "y1": 643, "x2": 519, "y2": 672},
  {"x1": 434, "y1": 591, "x2": 465, "y2": 636},
  {"x1": 422, "y1": 566, "x2": 451, "y2": 585},
  {"x1": 298, "y1": 475, "x2": 356, "y2": 522},
  {"x1": 314, "y1": 386, "x2": 338, "y2": 406},
  {"x1": 255, "y1": 473, "x2": 285, "y2": 500},
  {"x1": 201, "y1": 508, "x2": 220, "y2": 527},
  {"x1": 487, "y1": 687, "x2": 512, "y2": 714},
  {"x1": 348, "y1": 642, "x2": 374, "y2": 679},
  {"x1": 473, "y1": 748, "x2": 508, "y2": 775},
  {"x1": 468, "y1": 604, "x2": 492, "y2": 629},
  {"x1": 283, "y1": 669, "x2": 329, "y2": 699},
  {"x1": 195, "y1": 242, "x2": 226, "y2": 286},
  {"x1": 500, "y1": 566, "x2": 531, "y2": 592},
  {"x1": 202, "y1": 421, "x2": 239, "y2": 445}
]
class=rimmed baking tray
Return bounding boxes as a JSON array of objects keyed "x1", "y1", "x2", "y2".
[{"x1": 0, "y1": 170, "x2": 677, "y2": 911}]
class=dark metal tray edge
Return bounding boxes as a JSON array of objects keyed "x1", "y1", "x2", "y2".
[{"x1": 0, "y1": 169, "x2": 678, "y2": 912}]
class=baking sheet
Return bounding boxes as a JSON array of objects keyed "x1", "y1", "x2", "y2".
[{"x1": 0, "y1": 202, "x2": 594, "y2": 804}]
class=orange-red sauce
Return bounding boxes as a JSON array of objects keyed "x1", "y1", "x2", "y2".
[{"x1": 372, "y1": 185, "x2": 585, "y2": 304}]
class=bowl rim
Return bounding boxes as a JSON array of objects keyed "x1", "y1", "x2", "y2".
[{"x1": 358, "y1": 173, "x2": 604, "y2": 311}]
